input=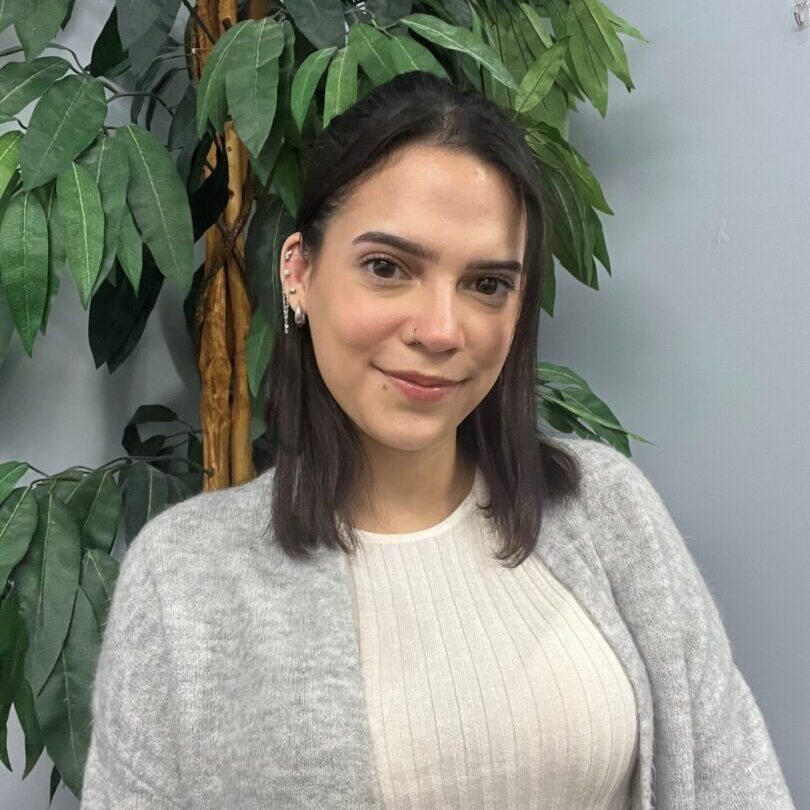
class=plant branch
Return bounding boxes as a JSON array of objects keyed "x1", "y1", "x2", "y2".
[
  {"x1": 45, "y1": 41, "x2": 84, "y2": 72},
  {"x1": 109, "y1": 91, "x2": 174, "y2": 117},
  {"x1": 180, "y1": 0, "x2": 217, "y2": 45}
]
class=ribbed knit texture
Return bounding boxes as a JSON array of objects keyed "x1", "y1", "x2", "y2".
[
  {"x1": 78, "y1": 436, "x2": 796, "y2": 810},
  {"x1": 345, "y1": 465, "x2": 638, "y2": 809}
]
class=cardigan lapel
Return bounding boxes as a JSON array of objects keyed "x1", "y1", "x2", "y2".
[{"x1": 532, "y1": 513, "x2": 656, "y2": 810}]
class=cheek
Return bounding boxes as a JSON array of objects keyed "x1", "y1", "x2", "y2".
[
  {"x1": 309, "y1": 296, "x2": 393, "y2": 385},
  {"x1": 473, "y1": 319, "x2": 515, "y2": 372}
]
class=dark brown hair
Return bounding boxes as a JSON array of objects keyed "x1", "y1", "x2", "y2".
[{"x1": 259, "y1": 70, "x2": 581, "y2": 568}]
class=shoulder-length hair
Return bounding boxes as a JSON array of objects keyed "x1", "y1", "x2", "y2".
[{"x1": 258, "y1": 70, "x2": 582, "y2": 569}]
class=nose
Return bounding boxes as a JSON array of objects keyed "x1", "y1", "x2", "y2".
[{"x1": 407, "y1": 278, "x2": 465, "y2": 352}]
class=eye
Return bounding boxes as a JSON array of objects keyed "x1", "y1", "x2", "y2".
[
  {"x1": 358, "y1": 253, "x2": 518, "y2": 298},
  {"x1": 358, "y1": 254, "x2": 404, "y2": 283},
  {"x1": 474, "y1": 276, "x2": 517, "y2": 296}
]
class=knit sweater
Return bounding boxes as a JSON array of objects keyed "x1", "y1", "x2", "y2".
[
  {"x1": 344, "y1": 463, "x2": 638, "y2": 809},
  {"x1": 79, "y1": 436, "x2": 795, "y2": 810}
]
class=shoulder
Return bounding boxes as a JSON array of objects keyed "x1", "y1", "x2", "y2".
[
  {"x1": 545, "y1": 434, "x2": 686, "y2": 565},
  {"x1": 545, "y1": 434, "x2": 656, "y2": 509},
  {"x1": 122, "y1": 465, "x2": 281, "y2": 582}
]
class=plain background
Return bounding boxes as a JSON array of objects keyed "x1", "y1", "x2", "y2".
[{"x1": 1, "y1": 0, "x2": 807, "y2": 807}]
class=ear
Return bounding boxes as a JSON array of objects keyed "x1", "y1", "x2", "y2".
[{"x1": 279, "y1": 233, "x2": 311, "y2": 313}]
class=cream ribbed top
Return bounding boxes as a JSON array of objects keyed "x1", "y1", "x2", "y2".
[{"x1": 343, "y1": 465, "x2": 639, "y2": 810}]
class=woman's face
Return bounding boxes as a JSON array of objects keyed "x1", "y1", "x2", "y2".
[{"x1": 280, "y1": 143, "x2": 527, "y2": 458}]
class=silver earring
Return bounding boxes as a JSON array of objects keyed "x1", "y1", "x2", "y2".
[
  {"x1": 281, "y1": 248, "x2": 295, "y2": 335},
  {"x1": 281, "y1": 248, "x2": 306, "y2": 333}
]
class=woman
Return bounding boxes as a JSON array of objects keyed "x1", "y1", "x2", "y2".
[{"x1": 80, "y1": 72, "x2": 795, "y2": 809}]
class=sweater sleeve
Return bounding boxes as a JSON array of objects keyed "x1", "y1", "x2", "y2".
[
  {"x1": 79, "y1": 518, "x2": 184, "y2": 809},
  {"x1": 619, "y1": 454, "x2": 796, "y2": 809}
]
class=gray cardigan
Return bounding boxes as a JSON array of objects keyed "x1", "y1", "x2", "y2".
[{"x1": 79, "y1": 436, "x2": 795, "y2": 809}]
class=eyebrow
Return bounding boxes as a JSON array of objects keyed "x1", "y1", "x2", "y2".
[{"x1": 352, "y1": 230, "x2": 525, "y2": 274}]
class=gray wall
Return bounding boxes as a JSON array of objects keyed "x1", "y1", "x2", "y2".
[
  {"x1": 546, "y1": 0, "x2": 808, "y2": 804},
  {"x1": 1, "y1": 0, "x2": 807, "y2": 806}
]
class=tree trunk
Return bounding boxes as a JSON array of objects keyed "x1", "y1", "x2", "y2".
[{"x1": 192, "y1": 0, "x2": 258, "y2": 491}]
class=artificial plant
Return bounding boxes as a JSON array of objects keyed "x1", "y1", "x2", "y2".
[{"x1": 0, "y1": 0, "x2": 647, "y2": 802}]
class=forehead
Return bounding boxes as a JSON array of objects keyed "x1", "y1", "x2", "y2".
[{"x1": 328, "y1": 144, "x2": 527, "y2": 258}]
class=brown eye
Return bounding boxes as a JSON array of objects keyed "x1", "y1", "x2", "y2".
[
  {"x1": 475, "y1": 276, "x2": 516, "y2": 296},
  {"x1": 359, "y1": 254, "x2": 404, "y2": 284}
]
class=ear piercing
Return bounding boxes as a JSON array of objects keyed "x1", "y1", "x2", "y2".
[{"x1": 282, "y1": 247, "x2": 306, "y2": 334}]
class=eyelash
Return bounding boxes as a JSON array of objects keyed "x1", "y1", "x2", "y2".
[{"x1": 358, "y1": 254, "x2": 517, "y2": 297}]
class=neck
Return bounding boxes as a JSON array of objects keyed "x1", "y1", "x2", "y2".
[{"x1": 348, "y1": 436, "x2": 476, "y2": 534}]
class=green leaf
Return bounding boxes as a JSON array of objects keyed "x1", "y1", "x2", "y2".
[
  {"x1": 114, "y1": 0, "x2": 163, "y2": 49},
  {"x1": 122, "y1": 461, "x2": 169, "y2": 545},
  {"x1": 0, "y1": 0, "x2": 17, "y2": 35},
  {"x1": 348, "y1": 22, "x2": 397, "y2": 86},
  {"x1": 34, "y1": 586, "x2": 99, "y2": 796},
  {"x1": 399, "y1": 13, "x2": 519, "y2": 92},
  {"x1": 0, "y1": 487, "x2": 38, "y2": 595},
  {"x1": 284, "y1": 0, "x2": 345, "y2": 49},
  {"x1": 59, "y1": 469, "x2": 121, "y2": 555},
  {"x1": 603, "y1": 4, "x2": 646, "y2": 42},
  {"x1": 116, "y1": 205, "x2": 142, "y2": 294},
  {"x1": 367, "y1": 0, "x2": 414, "y2": 26},
  {"x1": 19, "y1": 75, "x2": 108, "y2": 190},
  {"x1": 32, "y1": 180, "x2": 65, "y2": 335},
  {"x1": 80, "y1": 549, "x2": 119, "y2": 633},
  {"x1": 195, "y1": 19, "x2": 253, "y2": 138},
  {"x1": 77, "y1": 132, "x2": 130, "y2": 285},
  {"x1": 118, "y1": 124, "x2": 194, "y2": 295},
  {"x1": 0, "y1": 274, "x2": 14, "y2": 365},
  {"x1": 0, "y1": 191, "x2": 48, "y2": 356},
  {"x1": 129, "y1": 403, "x2": 179, "y2": 425},
  {"x1": 166, "y1": 473, "x2": 192, "y2": 505},
  {"x1": 536, "y1": 360, "x2": 592, "y2": 389},
  {"x1": 246, "y1": 306, "x2": 273, "y2": 399},
  {"x1": 244, "y1": 193, "x2": 293, "y2": 318},
  {"x1": 389, "y1": 34, "x2": 448, "y2": 79},
  {"x1": 323, "y1": 45, "x2": 358, "y2": 128},
  {"x1": 12, "y1": 652, "x2": 44, "y2": 778},
  {"x1": 271, "y1": 142, "x2": 301, "y2": 218},
  {"x1": 126, "y1": 0, "x2": 181, "y2": 79},
  {"x1": 536, "y1": 161, "x2": 593, "y2": 284},
  {"x1": 247, "y1": 20, "x2": 295, "y2": 186},
  {"x1": 290, "y1": 47, "x2": 337, "y2": 135},
  {"x1": 572, "y1": 0, "x2": 634, "y2": 91},
  {"x1": 14, "y1": 492, "x2": 82, "y2": 696},
  {"x1": 541, "y1": 0, "x2": 570, "y2": 37},
  {"x1": 566, "y1": 2, "x2": 608, "y2": 116},
  {"x1": 0, "y1": 130, "x2": 22, "y2": 201},
  {"x1": 514, "y1": 39, "x2": 568, "y2": 115},
  {"x1": 88, "y1": 5, "x2": 126, "y2": 77},
  {"x1": 0, "y1": 56, "x2": 68, "y2": 118},
  {"x1": 588, "y1": 204, "x2": 610, "y2": 273},
  {"x1": 225, "y1": 17, "x2": 285, "y2": 158},
  {"x1": 0, "y1": 580, "x2": 20, "y2": 659},
  {"x1": 517, "y1": 3, "x2": 581, "y2": 98},
  {"x1": 0, "y1": 460, "x2": 28, "y2": 505},
  {"x1": 88, "y1": 252, "x2": 163, "y2": 373},
  {"x1": 56, "y1": 162, "x2": 104, "y2": 309},
  {"x1": 526, "y1": 125, "x2": 613, "y2": 214},
  {"x1": 13, "y1": 0, "x2": 69, "y2": 61},
  {"x1": 0, "y1": 586, "x2": 25, "y2": 770}
]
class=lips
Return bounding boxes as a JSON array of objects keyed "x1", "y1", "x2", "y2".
[{"x1": 380, "y1": 369, "x2": 459, "y2": 387}]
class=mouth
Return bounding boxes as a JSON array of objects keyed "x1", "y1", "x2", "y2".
[
  {"x1": 375, "y1": 367, "x2": 462, "y2": 402},
  {"x1": 377, "y1": 368, "x2": 461, "y2": 387}
]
